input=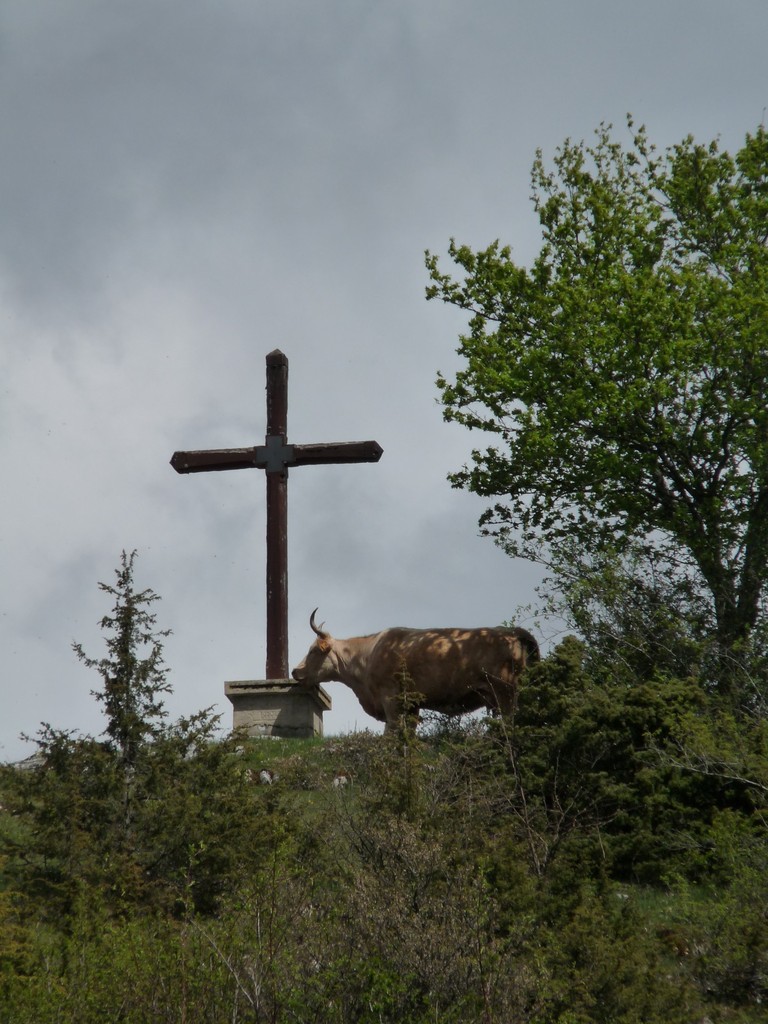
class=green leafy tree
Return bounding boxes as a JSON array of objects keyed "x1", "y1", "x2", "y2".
[
  {"x1": 535, "y1": 540, "x2": 712, "y2": 686},
  {"x1": 426, "y1": 120, "x2": 768, "y2": 666}
]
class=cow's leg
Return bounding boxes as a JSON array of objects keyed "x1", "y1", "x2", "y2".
[
  {"x1": 484, "y1": 672, "x2": 517, "y2": 719},
  {"x1": 382, "y1": 695, "x2": 400, "y2": 734},
  {"x1": 495, "y1": 688, "x2": 517, "y2": 718}
]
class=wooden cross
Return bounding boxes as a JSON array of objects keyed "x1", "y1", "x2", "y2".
[{"x1": 170, "y1": 349, "x2": 383, "y2": 679}]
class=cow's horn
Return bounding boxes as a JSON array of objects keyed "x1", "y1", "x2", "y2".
[{"x1": 310, "y1": 608, "x2": 327, "y2": 637}]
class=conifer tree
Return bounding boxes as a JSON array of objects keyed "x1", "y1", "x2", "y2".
[
  {"x1": 3, "y1": 551, "x2": 259, "y2": 917},
  {"x1": 73, "y1": 549, "x2": 171, "y2": 769}
]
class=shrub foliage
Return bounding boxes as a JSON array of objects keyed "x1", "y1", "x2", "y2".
[{"x1": 1, "y1": 553, "x2": 766, "y2": 1022}]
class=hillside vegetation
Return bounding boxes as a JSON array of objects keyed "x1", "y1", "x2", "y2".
[
  {"x1": 2, "y1": 549, "x2": 767, "y2": 1022},
  {"x1": 1, "y1": 639, "x2": 766, "y2": 1023}
]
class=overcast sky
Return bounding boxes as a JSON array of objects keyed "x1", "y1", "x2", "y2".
[{"x1": 2, "y1": 1, "x2": 766, "y2": 760}]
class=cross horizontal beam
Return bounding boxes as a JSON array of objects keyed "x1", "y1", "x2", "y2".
[{"x1": 171, "y1": 440, "x2": 383, "y2": 475}]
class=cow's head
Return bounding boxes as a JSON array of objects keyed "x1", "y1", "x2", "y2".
[{"x1": 291, "y1": 609, "x2": 337, "y2": 686}]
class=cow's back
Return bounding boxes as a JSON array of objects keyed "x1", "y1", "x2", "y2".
[{"x1": 366, "y1": 626, "x2": 537, "y2": 713}]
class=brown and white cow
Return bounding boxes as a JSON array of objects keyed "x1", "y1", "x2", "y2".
[{"x1": 291, "y1": 610, "x2": 539, "y2": 732}]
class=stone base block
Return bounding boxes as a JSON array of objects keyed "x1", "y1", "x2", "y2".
[{"x1": 225, "y1": 679, "x2": 331, "y2": 739}]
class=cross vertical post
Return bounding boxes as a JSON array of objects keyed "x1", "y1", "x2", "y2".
[
  {"x1": 170, "y1": 350, "x2": 382, "y2": 682},
  {"x1": 265, "y1": 350, "x2": 289, "y2": 678}
]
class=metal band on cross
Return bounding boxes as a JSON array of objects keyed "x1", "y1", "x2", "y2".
[{"x1": 171, "y1": 350, "x2": 382, "y2": 678}]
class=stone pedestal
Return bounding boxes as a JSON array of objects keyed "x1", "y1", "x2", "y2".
[{"x1": 225, "y1": 679, "x2": 331, "y2": 739}]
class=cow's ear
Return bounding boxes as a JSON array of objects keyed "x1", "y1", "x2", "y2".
[{"x1": 318, "y1": 638, "x2": 331, "y2": 654}]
